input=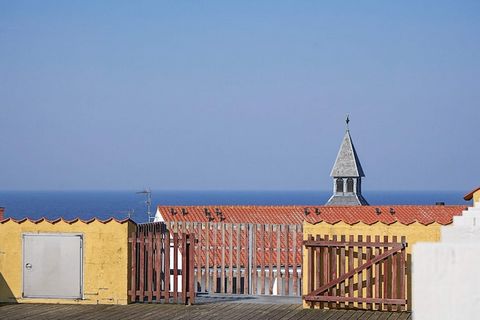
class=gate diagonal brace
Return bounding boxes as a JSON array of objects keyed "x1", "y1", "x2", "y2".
[{"x1": 303, "y1": 242, "x2": 405, "y2": 300}]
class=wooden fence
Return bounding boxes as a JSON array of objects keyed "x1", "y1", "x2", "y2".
[
  {"x1": 128, "y1": 222, "x2": 195, "y2": 304},
  {"x1": 303, "y1": 234, "x2": 408, "y2": 311},
  {"x1": 167, "y1": 221, "x2": 303, "y2": 296}
]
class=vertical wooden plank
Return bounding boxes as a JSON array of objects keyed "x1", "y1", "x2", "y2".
[
  {"x1": 130, "y1": 231, "x2": 137, "y2": 302},
  {"x1": 196, "y1": 222, "x2": 202, "y2": 294},
  {"x1": 139, "y1": 231, "x2": 145, "y2": 302},
  {"x1": 221, "y1": 223, "x2": 226, "y2": 294},
  {"x1": 307, "y1": 234, "x2": 314, "y2": 298},
  {"x1": 182, "y1": 233, "x2": 187, "y2": 304},
  {"x1": 392, "y1": 235, "x2": 398, "y2": 312},
  {"x1": 348, "y1": 235, "x2": 354, "y2": 308},
  {"x1": 269, "y1": 224, "x2": 274, "y2": 295},
  {"x1": 339, "y1": 235, "x2": 346, "y2": 309},
  {"x1": 315, "y1": 234, "x2": 322, "y2": 309},
  {"x1": 292, "y1": 225, "x2": 298, "y2": 296},
  {"x1": 164, "y1": 228, "x2": 170, "y2": 304},
  {"x1": 213, "y1": 223, "x2": 218, "y2": 293},
  {"x1": 147, "y1": 231, "x2": 153, "y2": 302},
  {"x1": 330, "y1": 235, "x2": 337, "y2": 308},
  {"x1": 366, "y1": 235, "x2": 372, "y2": 310},
  {"x1": 323, "y1": 235, "x2": 330, "y2": 309},
  {"x1": 276, "y1": 224, "x2": 282, "y2": 295},
  {"x1": 357, "y1": 235, "x2": 363, "y2": 309},
  {"x1": 189, "y1": 233, "x2": 195, "y2": 305},
  {"x1": 228, "y1": 223, "x2": 234, "y2": 294},
  {"x1": 173, "y1": 232, "x2": 178, "y2": 304},
  {"x1": 243, "y1": 224, "x2": 249, "y2": 295},
  {"x1": 260, "y1": 224, "x2": 266, "y2": 295},
  {"x1": 383, "y1": 235, "x2": 390, "y2": 311},
  {"x1": 251, "y1": 224, "x2": 257, "y2": 295},
  {"x1": 374, "y1": 235, "x2": 381, "y2": 310},
  {"x1": 156, "y1": 228, "x2": 162, "y2": 302},
  {"x1": 285, "y1": 225, "x2": 290, "y2": 296},
  {"x1": 205, "y1": 222, "x2": 210, "y2": 293},
  {"x1": 236, "y1": 223, "x2": 241, "y2": 294},
  {"x1": 400, "y1": 236, "x2": 406, "y2": 311}
]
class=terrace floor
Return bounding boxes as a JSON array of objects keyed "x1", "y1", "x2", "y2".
[{"x1": 0, "y1": 301, "x2": 412, "y2": 320}]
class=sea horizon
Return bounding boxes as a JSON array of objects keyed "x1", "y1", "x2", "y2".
[{"x1": 0, "y1": 190, "x2": 469, "y2": 223}]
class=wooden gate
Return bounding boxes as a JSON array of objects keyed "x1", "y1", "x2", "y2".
[
  {"x1": 128, "y1": 222, "x2": 195, "y2": 304},
  {"x1": 167, "y1": 221, "x2": 303, "y2": 296},
  {"x1": 304, "y1": 234, "x2": 408, "y2": 311}
]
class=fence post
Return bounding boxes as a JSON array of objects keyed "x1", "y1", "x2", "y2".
[{"x1": 248, "y1": 223, "x2": 253, "y2": 295}]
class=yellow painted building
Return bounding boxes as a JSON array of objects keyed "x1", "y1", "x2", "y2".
[{"x1": 0, "y1": 218, "x2": 135, "y2": 305}]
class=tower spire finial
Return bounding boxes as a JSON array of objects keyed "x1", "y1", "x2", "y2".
[{"x1": 345, "y1": 114, "x2": 350, "y2": 131}]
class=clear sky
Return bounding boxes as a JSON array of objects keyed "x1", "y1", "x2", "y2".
[{"x1": 1, "y1": 1, "x2": 479, "y2": 191}]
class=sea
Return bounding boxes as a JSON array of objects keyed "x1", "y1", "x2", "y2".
[{"x1": 0, "y1": 190, "x2": 468, "y2": 223}]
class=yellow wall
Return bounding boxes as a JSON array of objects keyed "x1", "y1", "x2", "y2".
[
  {"x1": 302, "y1": 221, "x2": 443, "y2": 310},
  {"x1": 0, "y1": 219, "x2": 135, "y2": 305},
  {"x1": 473, "y1": 190, "x2": 480, "y2": 204}
]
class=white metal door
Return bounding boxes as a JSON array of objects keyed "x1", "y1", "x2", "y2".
[{"x1": 23, "y1": 233, "x2": 83, "y2": 299}]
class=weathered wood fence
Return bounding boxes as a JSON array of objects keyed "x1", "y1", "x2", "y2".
[
  {"x1": 167, "y1": 221, "x2": 303, "y2": 296},
  {"x1": 303, "y1": 234, "x2": 408, "y2": 311},
  {"x1": 129, "y1": 222, "x2": 195, "y2": 304}
]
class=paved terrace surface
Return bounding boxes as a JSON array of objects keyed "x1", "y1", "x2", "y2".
[{"x1": 0, "y1": 303, "x2": 411, "y2": 320}]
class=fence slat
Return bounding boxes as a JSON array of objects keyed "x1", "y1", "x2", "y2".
[
  {"x1": 330, "y1": 235, "x2": 337, "y2": 308},
  {"x1": 196, "y1": 222, "x2": 202, "y2": 294},
  {"x1": 164, "y1": 229, "x2": 170, "y2": 304},
  {"x1": 182, "y1": 233, "x2": 187, "y2": 304},
  {"x1": 383, "y1": 235, "x2": 390, "y2": 311},
  {"x1": 269, "y1": 224, "x2": 274, "y2": 295},
  {"x1": 339, "y1": 235, "x2": 346, "y2": 309},
  {"x1": 236, "y1": 224, "x2": 241, "y2": 294},
  {"x1": 293, "y1": 225, "x2": 298, "y2": 296},
  {"x1": 228, "y1": 223, "x2": 234, "y2": 294},
  {"x1": 392, "y1": 235, "x2": 398, "y2": 312},
  {"x1": 307, "y1": 234, "x2": 314, "y2": 308},
  {"x1": 156, "y1": 228, "x2": 162, "y2": 301},
  {"x1": 173, "y1": 232, "x2": 178, "y2": 304},
  {"x1": 213, "y1": 224, "x2": 218, "y2": 293},
  {"x1": 366, "y1": 235, "x2": 372, "y2": 310},
  {"x1": 285, "y1": 225, "x2": 290, "y2": 296},
  {"x1": 316, "y1": 234, "x2": 322, "y2": 309},
  {"x1": 252, "y1": 224, "x2": 257, "y2": 295},
  {"x1": 260, "y1": 224, "x2": 266, "y2": 295},
  {"x1": 189, "y1": 233, "x2": 195, "y2": 305},
  {"x1": 139, "y1": 231, "x2": 145, "y2": 302},
  {"x1": 374, "y1": 235, "x2": 380, "y2": 310},
  {"x1": 276, "y1": 225, "x2": 282, "y2": 296},
  {"x1": 221, "y1": 223, "x2": 226, "y2": 294},
  {"x1": 348, "y1": 235, "x2": 354, "y2": 308},
  {"x1": 400, "y1": 235, "x2": 406, "y2": 311},
  {"x1": 205, "y1": 222, "x2": 210, "y2": 293}
]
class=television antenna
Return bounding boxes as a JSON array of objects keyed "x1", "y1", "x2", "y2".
[{"x1": 136, "y1": 188, "x2": 152, "y2": 222}]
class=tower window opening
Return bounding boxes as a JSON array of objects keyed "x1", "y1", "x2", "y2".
[
  {"x1": 336, "y1": 179, "x2": 344, "y2": 193},
  {"x1": 346, "y1": 178, "x2": 354, "y2": 193}
]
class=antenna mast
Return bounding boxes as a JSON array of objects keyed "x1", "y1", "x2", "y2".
[{"x1": 136, "y1": 188, "x2": 152, "y2": 222}]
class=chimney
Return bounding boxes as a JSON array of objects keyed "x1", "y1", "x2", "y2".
[{"x1": 0, "y1": 207, "x2": 4, "y2": 220}]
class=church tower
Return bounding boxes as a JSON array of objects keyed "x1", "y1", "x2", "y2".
[{"x1": 326, "y1": 117, "x2": 369, "y2": 206}]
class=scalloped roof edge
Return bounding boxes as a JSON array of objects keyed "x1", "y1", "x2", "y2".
[{"x1": 0, "y1": 217, "x2": 136, "y2": 225}]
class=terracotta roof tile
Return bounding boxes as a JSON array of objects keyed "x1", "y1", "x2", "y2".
[{"x1": 158, "y1": 205, "x2": 466, "y2": 226}]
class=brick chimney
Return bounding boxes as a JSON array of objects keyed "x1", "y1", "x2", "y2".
[{"x1": 0, "y1": 207, "x2": 4, "y2": 220}]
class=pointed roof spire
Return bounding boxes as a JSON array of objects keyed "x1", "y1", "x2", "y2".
[{"x1": 330, "y1": 117, "x2": 365, "y2": 177}]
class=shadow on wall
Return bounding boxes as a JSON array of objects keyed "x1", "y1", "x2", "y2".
[{"x1": 0, "y1": 272, "x2": 17, "y2": 304}]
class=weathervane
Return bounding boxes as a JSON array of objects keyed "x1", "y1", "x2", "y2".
[{"x1": 346, "y1": 114, "x2": 350, "y2": 131}]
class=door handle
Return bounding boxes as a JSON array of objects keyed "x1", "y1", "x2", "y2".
[{"x1": 25, "y1": 263, "x2": 32, "y2": 270}]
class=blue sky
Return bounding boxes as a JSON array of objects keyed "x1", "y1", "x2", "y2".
[{"x1": 1, "y1": 1, "x2": 479, "y2": 191}]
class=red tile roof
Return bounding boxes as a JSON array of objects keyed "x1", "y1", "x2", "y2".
[
  {"x1": 158, "y1": 205, "x2": 466, "y2": 226},
  {"x1": 305, "y1": 205, "x2": 466, "y2": 226},
  {"x1": 0, "y1": 217, "x2": 135, "y2": 225}
]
